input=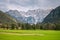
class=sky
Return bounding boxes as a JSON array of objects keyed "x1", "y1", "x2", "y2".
[{"x1": 0, "y1": 0, "x2": 60, "y2": 12}]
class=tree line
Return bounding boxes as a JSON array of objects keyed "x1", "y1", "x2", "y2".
[{"x1": 0, "y1": 23, "x2": 60, "y2": 30}]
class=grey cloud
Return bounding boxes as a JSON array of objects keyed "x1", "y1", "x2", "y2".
[
  {"x1": 9, "y1": 0, "x2": 36, "y2": 7},
  {"x1": 0, "y1": 0, "x2": 60, "y2": 11},
  {"x1": 37, "y1": 0, "x2": 60, "y2": 8}
]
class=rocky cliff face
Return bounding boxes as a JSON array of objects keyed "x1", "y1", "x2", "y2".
[{"x1": 43, "y1": 6, "x2": 60, "y2": 23}]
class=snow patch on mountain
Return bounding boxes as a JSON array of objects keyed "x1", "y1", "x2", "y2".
[{"x1": 6, "y1": 9, "x2": 52, "y2": 24}]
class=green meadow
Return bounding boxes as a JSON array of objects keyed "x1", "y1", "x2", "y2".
[{"x1": 0, "y1": 29, "x2": 60, "y2": 40}]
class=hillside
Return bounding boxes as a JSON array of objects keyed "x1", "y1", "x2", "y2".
[
  {"x1": 0, "y1": 11, "x2": 17, "y2": 24},
  {"x1": 43, "y1": 6, "x2": 60, "y2": 23}
]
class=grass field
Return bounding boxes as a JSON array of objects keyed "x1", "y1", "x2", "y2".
[{"x1": 0, "y1": 29, "x2": 60, "y2": 40}]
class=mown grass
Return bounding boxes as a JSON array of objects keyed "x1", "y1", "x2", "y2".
[{"x1": 0, "y1": 29, "x2": 60, "y2": 40}]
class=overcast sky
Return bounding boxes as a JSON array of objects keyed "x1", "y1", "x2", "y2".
[{"x1": 0, "y1": 0, "x2": 60, "y2": 11}]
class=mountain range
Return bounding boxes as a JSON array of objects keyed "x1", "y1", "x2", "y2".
[
  {"x1": 6, "y1": 9, "x2": 52, "y2": 24},
  {"x1": 0, "y1": 6, "x2": 60, "y2": 24}
]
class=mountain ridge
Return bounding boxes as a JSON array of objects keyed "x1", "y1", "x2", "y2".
[
  {"x1": 43, "y1": 6, "x2": 60, "y2": 23},
  {"x1": 0, "y1": 11, "x2": 17, "y2": 24}
]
